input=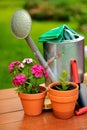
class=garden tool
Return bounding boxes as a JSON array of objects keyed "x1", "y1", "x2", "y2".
[
  {"x1": 71, "y1": 59, "x2": 87, "y2": 108},
  {"x1": 75, "y1": 106, "x2": 87, "y2": 116},
  {"x1": 10, "y1": 9, "x2": 56, "y2": 82},
  {"x1": 71, "y1": 59, "x2": 83, "y2": 106},
  {"x1": 71, "y1": 59, "x2": 80, "y2": 88}
]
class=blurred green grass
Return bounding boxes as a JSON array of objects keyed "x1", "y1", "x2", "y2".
[{"x1": 0, "y1": 0, "x2": 87, "y2": 89}]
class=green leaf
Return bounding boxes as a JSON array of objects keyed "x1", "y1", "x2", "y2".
[{"x1": 59, "y1": 70, "x2": 69, "y2": 91}]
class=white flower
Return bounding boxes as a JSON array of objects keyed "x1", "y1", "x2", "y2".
[
  {"x1": 22, "y1": 58, "x2": 33, "y2": 64},
  {"x1": 18, "y1": 63, "x2": 24, "y2": 68}
]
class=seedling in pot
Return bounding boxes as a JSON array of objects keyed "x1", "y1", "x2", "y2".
[{"x1": 54, "y1": 70, "x2": 74, "y2": 91}]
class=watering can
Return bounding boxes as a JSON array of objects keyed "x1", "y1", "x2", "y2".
[
  {"x1": 10, "y1": 10, "x2": 84, "y2": 85},
  {"x1": 39, "y1": 25, "x2": 84, "y2": 85}
]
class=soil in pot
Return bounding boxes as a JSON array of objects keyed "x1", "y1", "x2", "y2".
[{"x1": 52, "y1": 84, "x2": 75, "y2": 91}]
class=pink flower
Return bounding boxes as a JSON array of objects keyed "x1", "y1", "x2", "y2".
[
  {"x1": 31, "y1": 64, "x2": 44, "y2": 78},
  {"x1": 8, "y1": 61, "x2": 20, "y2": 73},
  {"x1": 12, "y1": 74, "x2": 27, "y2": 86},
  {"x1": 22, "y1": 58, "x2": 33, "y2": 64},
  {"x1": 44, "y1": 70, "x2": 49, "y2": 78}
]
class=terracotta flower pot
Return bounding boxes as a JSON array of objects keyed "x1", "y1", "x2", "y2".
[
  {"x1": 48, "y1": 82, "x2": 79, "y2": 119},
  {"x1": 18, "y1": 86, "x2": 47, "y2": 116}
]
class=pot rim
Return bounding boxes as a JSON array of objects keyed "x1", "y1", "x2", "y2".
[
  {"x1": 48, "y1": 82, "x2": 79, "y2": 97},
  {"x1": 18, "y1": 86, "x2": 47, "y2": 100},
  {"x1": 48, "y1": 82, "x2": 79, "y2": 92}
]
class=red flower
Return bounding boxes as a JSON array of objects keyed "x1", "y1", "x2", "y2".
[
  {"x1": 12, "y1": 74, "x2": 27, "y2": 86},
  {"x1": 31, "y1": 64, "x2": 44, "y2": 78},
  {"x1": 8, "y1": 61, "x2": 20, "y2": 73}
]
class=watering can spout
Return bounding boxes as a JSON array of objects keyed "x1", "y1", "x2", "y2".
[{"x1": 10, "y1": 9, "x2": 56, "y2": 82}]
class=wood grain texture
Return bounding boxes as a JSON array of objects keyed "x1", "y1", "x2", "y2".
[{"x1": 0, "y1": 88, "x2": 87, "y2": 130}]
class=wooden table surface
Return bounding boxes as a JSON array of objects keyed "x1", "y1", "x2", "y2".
[{"x1": 0, "y1": 88, "x2": 87, "y2": 130}]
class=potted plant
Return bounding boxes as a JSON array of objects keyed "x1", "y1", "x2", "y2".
[
  {"x1": 48, "y1": 70, "x2": 79, "y2": 119},
  {"x1": 8, "y1": 58, "x2": 49, "y2": 116}
]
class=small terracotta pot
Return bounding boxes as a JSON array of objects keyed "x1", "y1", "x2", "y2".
[
  {"x1": 48, "y1": 82, "x2": 78, "y2": 97},
  {"x1": 18, "y1": 86, "x2": 47, "y2": 116},
  {"x1": 48, "y1": 82, "x2": 79, "y2": 119}
]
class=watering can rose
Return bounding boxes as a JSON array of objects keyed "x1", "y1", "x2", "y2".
[{"x1": 8, "y1": 58, "x2": 49, "y2": 94}]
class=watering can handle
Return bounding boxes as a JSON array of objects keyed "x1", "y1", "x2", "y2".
[{"x1": 25, "y1": 36, "x2": 57, "y2": 82}]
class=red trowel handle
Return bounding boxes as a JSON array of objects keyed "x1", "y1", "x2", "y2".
[
  {"x1": 71, "y1": 59, "x2": 80, "y2": 84},
  {"x1": 75, "y1": 106, "x2": 87, "y2": 116}
]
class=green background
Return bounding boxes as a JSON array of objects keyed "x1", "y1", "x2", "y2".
[{"x1": 0, "y1": 0, "x2": 87, "y2": 89}]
